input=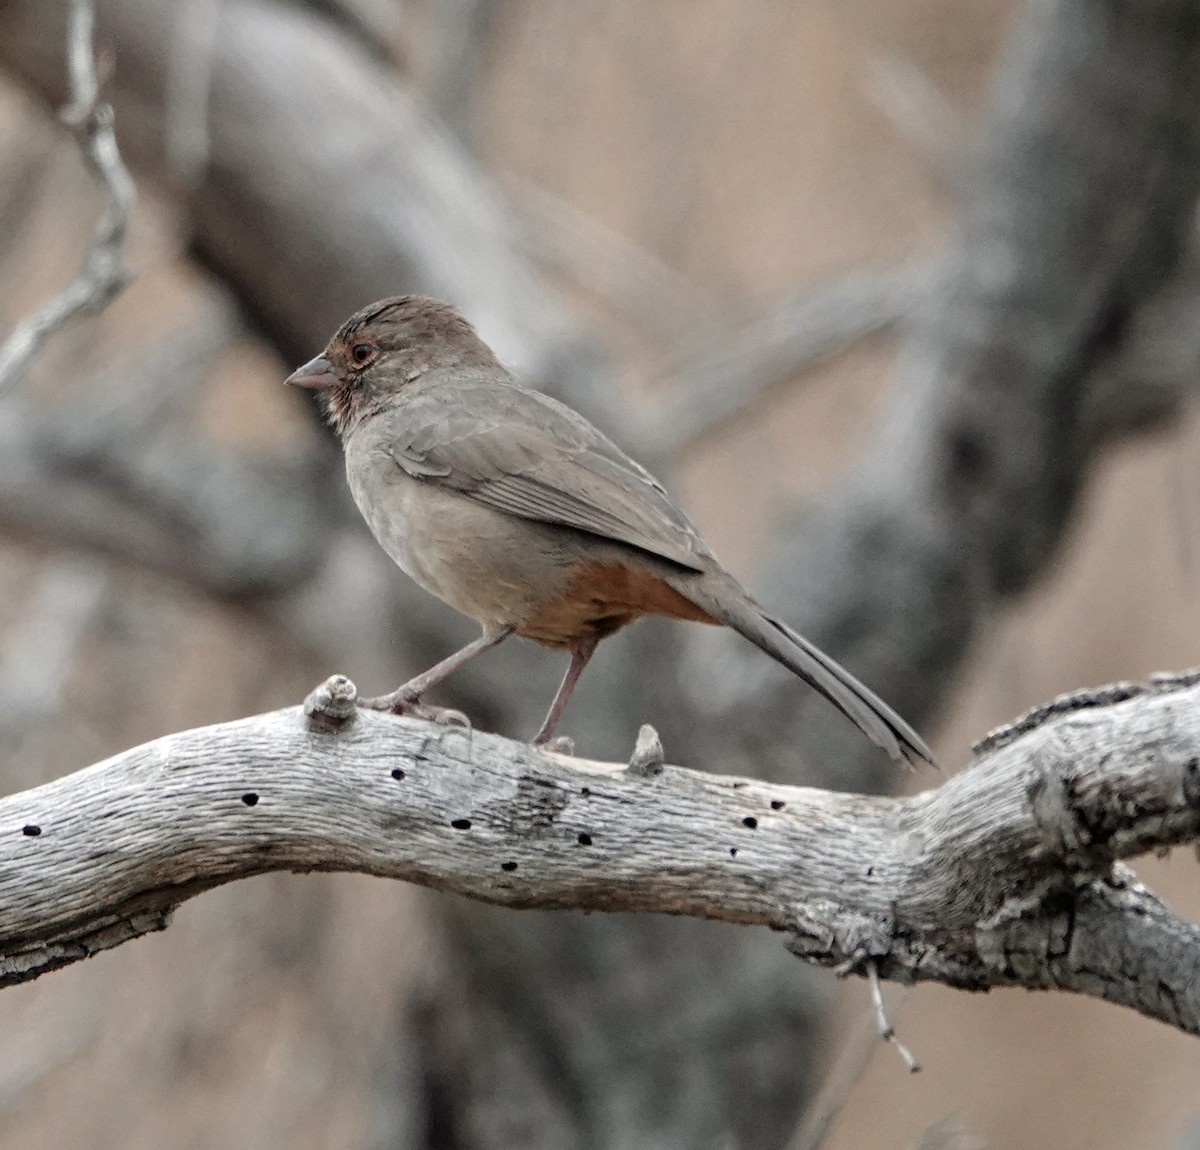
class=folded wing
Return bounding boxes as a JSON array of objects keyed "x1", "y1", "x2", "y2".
[{"x1": 383, "y1": 376, "x2": 711, "y2": 574}]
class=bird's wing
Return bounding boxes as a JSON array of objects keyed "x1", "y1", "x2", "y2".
[{"x1": 379, "y1": 377, "x2": 711, "y2": 573}]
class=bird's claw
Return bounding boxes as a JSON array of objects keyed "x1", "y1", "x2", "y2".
[
  {"x1": 537, "y1": 734, "x2": 575, "y2": 755},
  {"x1": 359, "y1": 692, "x2": 471, "y2": 729},
  {"x1": 414, "y1": 703, "x2": 471, "y2": 729}
]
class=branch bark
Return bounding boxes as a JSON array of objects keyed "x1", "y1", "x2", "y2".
[{"x1": 2, "y1": 671, "x2": 1198, "y2": 1034}]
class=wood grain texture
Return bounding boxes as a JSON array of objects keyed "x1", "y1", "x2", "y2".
[{"x1": 2, "y1": 671, "x2": 1197, "y2": 1034}]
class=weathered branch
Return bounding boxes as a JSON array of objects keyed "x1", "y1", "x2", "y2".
[
  {"x1": 0, "y1": 0, "x2": 134, "y2": 395},
  {"x1": 2, "y1": 1, "x2": 1200, "y2": 1144},
  {"x1": 2, "y1": 670, "x2": 1198, "y2": 1034}
]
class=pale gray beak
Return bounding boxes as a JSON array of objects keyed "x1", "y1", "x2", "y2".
[{"x1": 285, "y1": 355, "x2": 341, "y2": 390}]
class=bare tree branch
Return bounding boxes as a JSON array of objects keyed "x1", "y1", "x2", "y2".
[
  {"x1": 652, "y1": 206, "x2": 1200, "y2": 460},
  {"x1": 506, "y1": 175, "x2": 718, "y2": 341},
  {"x1": 866, "y1": 55, "x2": 967, "y2": 197},
  {"x1": 0, "y1": 0, "x2": 134, "y2": 395},
  {"x1": 645, "y1": 262, "x2": 925, "y2": 456},
  {"x1": 0, "y1": 397, "x2": 326, "y2": 597},
  {"x1": 163, "y1": 0, "x2": 221, "y2": 184},
  {"x1": 422, "y1": 0, "x2": 503, "y2": 139},
  {"x1": 2, "y1": 2, "x2": 1200, "y2": 1145},
  {"x1": 2, "y1": 670, "x2": 1198, "y2": 1035},
  {"x1": 680, "y1": 0, "x2": 1200, "y2": 802}
]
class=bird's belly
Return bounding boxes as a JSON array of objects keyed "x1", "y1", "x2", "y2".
[
  {"x1": 345, "y1": 451, "x2": 575, "y2": 630},
  {"x1": 343, "y1": 444, "x2": 714, "y2": 645}
]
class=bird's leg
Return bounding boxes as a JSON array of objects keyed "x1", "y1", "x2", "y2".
[
  {"x1": 360, "y1": 626, "x2": 514, "y2": 725},
  {"x1": 532, "y1": 639, "x2": 597, "y2": 746}
]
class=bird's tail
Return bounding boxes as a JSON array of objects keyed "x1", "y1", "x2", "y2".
[{"x1": 675, "y1": 573, "x2": 935, "y2": 769}]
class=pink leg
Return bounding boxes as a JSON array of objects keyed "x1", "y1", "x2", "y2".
[
  {"x1": 361, "y1": 627, "x2": 513, "y2": 723},
  {"x1": 532, "y1": 640, "x2": 597, "y2": 745}
]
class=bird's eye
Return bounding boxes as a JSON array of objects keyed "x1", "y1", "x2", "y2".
[{"x1": 351, "y1": 343, "x2": 374, "y2": 365}]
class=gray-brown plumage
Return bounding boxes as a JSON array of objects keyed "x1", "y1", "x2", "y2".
[{"x1": 287, "y1": 295, "x2": 934, "y2": 767}]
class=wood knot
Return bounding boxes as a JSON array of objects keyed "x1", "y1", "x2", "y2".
[
  {"x1": 1026, "y1": 765, "x2": 1089, "y2": 856},
  {"x1": 304, "y1": 675, "x2": 359, "y2": 733},
  {"x1": 627, "y1": 724, "x2": 665, "y2": 777}
]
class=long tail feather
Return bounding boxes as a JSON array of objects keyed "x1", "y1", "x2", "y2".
[{"x1": 677, "y1": 575, "x2": 935, "y2": 768}]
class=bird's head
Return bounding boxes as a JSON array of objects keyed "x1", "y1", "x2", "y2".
[{"x1": 286, "y1": 295, "x2": 499, "y2": 437}]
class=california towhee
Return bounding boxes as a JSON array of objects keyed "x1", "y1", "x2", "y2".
[{"x1": 287, "y1": 296, "x2": 933, "y2": 766}]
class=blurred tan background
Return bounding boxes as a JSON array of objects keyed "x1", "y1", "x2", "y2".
[{"x1": 0, "y1": 1, "x2": 1198, "y2": 1148}]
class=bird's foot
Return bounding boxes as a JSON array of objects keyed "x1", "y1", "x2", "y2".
[
  {"x1": 536, "y1": 734, "x2": 575, "y2": 755},
  {"x1": 359, "y1": 689, "x2": 470, "y2": 729}
]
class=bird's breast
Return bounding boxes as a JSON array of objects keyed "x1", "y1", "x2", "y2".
[
  {"x1": 342, "y1": 434, "x2": 578, "y2": 631},
  {"x1": 344, "y1": 439, "x2": 424, "y2": 578}
]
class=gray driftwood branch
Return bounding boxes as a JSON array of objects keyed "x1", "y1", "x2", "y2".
[
  {"x1": 2, "y1": 670, "x2": 1197, "y2": 1034},
  {"x1": 0, "y1": 0, "x2": 134, "y2": 395}
]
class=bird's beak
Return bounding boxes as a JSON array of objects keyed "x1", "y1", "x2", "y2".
[{"x1": 285, "y1": 355, "x2": 341, "y2": 390}]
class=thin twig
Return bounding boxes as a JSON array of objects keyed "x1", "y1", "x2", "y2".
[
  {"x1": 507, "y1": 175, "x2": 716, "y2": 340},
  {"x1": 0, "y1": 0, "x2": 134, "y2": 396},
  {"x1": 644, "y1": 262, "x2": 926, "y2": 456},
  {"x1": 866, "y1": 960, "x2": 920, "y2": 1073},
  {"x1": 866, "y1": 55, "x2": 966, "y2": 195}
]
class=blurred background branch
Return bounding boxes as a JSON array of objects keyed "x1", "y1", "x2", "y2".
[
  {"x1": 0, "y1": 0, "x2": 1196, "y2": 1147},
  {"x1": 0, "y1": 0, "x2": 133, "y2": 394}
]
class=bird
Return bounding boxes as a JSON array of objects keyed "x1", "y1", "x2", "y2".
[{"x1": 286, "y1": 296, "x2": 933, "y2": 767}]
